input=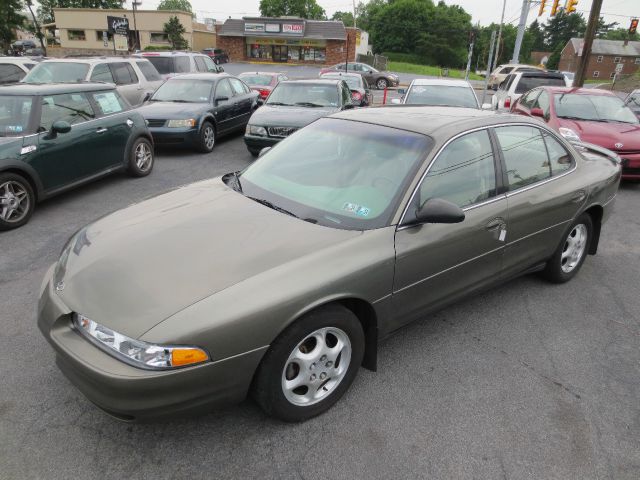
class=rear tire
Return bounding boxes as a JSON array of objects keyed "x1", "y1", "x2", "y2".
[
  {"x1": 0, "y1": 172, "x2": 35, "y2": 231},
  {"x1": 197, "y1": 121, "x2": 216, "y2": 153},
  {"x1": 127, "y1": 137, "x2": 154, "y2": 177},
  {"x1": 252, "y1": 305, "x2": 364, "y2": 422},
  {"x1": 542, "y1": 213, "x2": 593, "y2": 283}
]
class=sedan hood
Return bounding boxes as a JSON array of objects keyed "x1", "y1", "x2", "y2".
[
  {"x1": 558, "y1": 118, "x2": 640, "y2": 151},
  {"x1": 55, "y1": 178, "x2": 359, "y2": 339},
  {"x1": 250, "y1": 104, "x2": 339, "y2": 128},
  {"x1": 136, "y1": 101, "x2": 210, "y2": 119}
]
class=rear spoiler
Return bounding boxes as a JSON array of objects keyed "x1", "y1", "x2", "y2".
[{"x1": 569, "y1": 141, "x2": 621, "y2": 165}]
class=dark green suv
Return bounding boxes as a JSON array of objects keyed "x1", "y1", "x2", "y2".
[{"x1": 0, "y1": 83, "x2": 154, "y2": 230}]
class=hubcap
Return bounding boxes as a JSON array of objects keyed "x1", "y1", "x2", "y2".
[
  {"x1": 377, "y1": 79, "x2": 387, "y2": 89},
  {"x1": 281, "y1": 327, "x2": 352, "y2": 406},
  {"x1": 0, "y1": 180, "x2": 30, "y2": 223},
  {"x1": 561, "y1": 224, "x2": 587, "y2": 273},
  {"x1": 204, "y1": 127, "x2": 215, "y2": 150},
  {"x1": 135, "y1": 143, "x2": 152, "y2": 171}
]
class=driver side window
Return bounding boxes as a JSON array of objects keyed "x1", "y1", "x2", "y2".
[
  {"x1": 419, "y1": 130, "x2": 497, "y2": 209},
  {"x1": 215, "y1": 79, "x2": 233, "y2": 99}
]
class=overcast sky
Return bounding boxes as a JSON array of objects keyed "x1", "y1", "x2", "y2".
[{"x1": 119, "y1": 0, "x2": 638, "y2": 28}]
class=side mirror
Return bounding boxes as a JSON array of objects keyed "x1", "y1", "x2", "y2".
[
  {"x1": 397, "y1": 88, "x2": 406, "y2": 95},
  {"x1": 391, "y1": 98, "x2": 401, "y2": 105},
  {"x1": 259, "y1": 146, "x2": 271, "y2": 157},
  {"x1": 143, "y1": 92, "x2": 152, "y2": 102},
  {"x1": 530, "y1": 107, "x2": 544, "y2": 118},
  {"x1": 415, "y1": 198, "x2": 465, "y2": 224},
  {"x1": 48, "y1": 120, "x2": 71, "y2": 138},
  {"x1": 215, "y1": 96, "x2": 229, "y2": 106}
]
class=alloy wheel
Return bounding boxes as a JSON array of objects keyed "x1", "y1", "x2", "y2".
[
  {"x1": 204, "y1": 126, "x2": 215, "y2": 150},
  {"x1": 135, "y1": 142, "x2": 153, "y2": 172},
  {"x1": 0, "y1": 180, "x2": 30, "y2": 223},
  {"x1": 281, "y1": 327, "x2": 352, "y2": 406},
  {"x1": 561, "y1": 224, "x2": 587, "y2": 273},
  {"x1": 376, "y1": 79, "x2": 388, "y2": 89}
]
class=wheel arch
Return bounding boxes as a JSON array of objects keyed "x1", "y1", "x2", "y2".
[
  {"x1": 583, "y1": 204, "x2": 603, "y2": 255},
  {"x1": 0, "y1": 164, "x2": 44, "y2": 201},
  {"x1": 123, "y1": 132, "x2": 154, "y2": 166}
]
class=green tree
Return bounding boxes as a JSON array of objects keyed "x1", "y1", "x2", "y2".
[
  {"x1": 542, "y1": 10, "x2": 586, "y2": 50},
  {"x1": 331, "y1": 11, "x2": 354, "y2": 27},
  {"x1": 163, "y1": 15, "x2": 187, "y2": 49},
  {"x1": 259, "y1": 0, "x2": 326, "y2": 20},
  {"x1": 546, "y1": 42, "x2": 563, "y2": 70},
  {"x1": 0, "y1": 0, "x2": 26, "y2": 52},
  {"x1": 38, "y1": 0, "x2": 124, "y2": 24},
  {"x1": 157, "y1": 0, "x2": 192, "y2": 13},
  {"x1": 527, "y1": 19, "x2": 545, "y2": 51}
]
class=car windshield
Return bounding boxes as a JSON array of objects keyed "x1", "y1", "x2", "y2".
[
  {"x1": 322, "y1": 75, "x2": 361, "y2": 89},
  {"x1": 405, "y1": 85, "x2": 478, "y2": 108},
  {"x1": 143, "y1": 57, "x2": 173, "y2": 74},
  {"x1": 23, "y1": 62, "x2": 89, "y2": 83},
  {"x1": 239, "y1": 74, "x2": 273, "y2": 86},
  {"x1": 554, "y1": 93, "x2": 639, "y2": 124},
  {"x1": 515, "y1": 76, "x2": 565, "y2": 94},
  {"x1": 236, "y1": 118, "x2": 432, "y2": 230},
  {"x1": 151, "y1": 79, "x2": 212, "y2": 103},
  {"x1": 266, "y1": 83, "x2": 339, "y2": 107},
  {"x1": 0, "y1": 95, "x2": 33, "y2": 136}
]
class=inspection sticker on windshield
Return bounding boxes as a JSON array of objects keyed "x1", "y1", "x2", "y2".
[{"x1": 342, "y1": 202, "x2": 370, "y2": 217}]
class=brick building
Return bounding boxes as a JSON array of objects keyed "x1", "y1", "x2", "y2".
[
  {"x1": 216, "y1": 17, "x2": 357, "y2": 65},
  {"x1": 558, "y1": 38, "x2": 640, "y2": 80}
]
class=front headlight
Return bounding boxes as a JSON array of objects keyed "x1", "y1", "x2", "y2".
[
  {"x1": 167, "y1": 119, "x2": 196, "y2": 128},
  {"x1": 559, "y1": 127, "x2": 581, "y2": 143},
  {"x1": 73, "y1": 313, "x2": 209, "y2": 370},
  {"x1": 246, "y1": 125, "x2": 267, "y2": 136}
]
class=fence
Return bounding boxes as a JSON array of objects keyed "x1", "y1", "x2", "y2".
[{"x1": 356, "y1": 53, "x2": 388, "y2": 71}]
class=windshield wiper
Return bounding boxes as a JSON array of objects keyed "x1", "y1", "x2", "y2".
[
  {"x1": 266, "y1": 102, "x2": 292, "y2": 106},
  {"x1": 294, "y1": 102, "x2": 324, "y2": 107},
  {"x1": 247, "y1": 196, "x2": 299, "y2": 219}
]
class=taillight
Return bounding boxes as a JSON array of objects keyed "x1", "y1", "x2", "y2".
[
  {"x1": 504, "y1": 97, "x2": 511, "y2": 108},
  {"x1": 259, "y1": 89, "x2": 270, "y2": 98},
  {"x1": 351, "y1": 91, "x2": 362, "y2": 101}
]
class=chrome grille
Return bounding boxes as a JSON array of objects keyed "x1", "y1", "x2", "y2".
[
  {"x1": 147, "y1": 119, "x2": 166, "y2": 127},
  {"x1": 267, "y1": 126, "x2": 297, "y2": 138}
]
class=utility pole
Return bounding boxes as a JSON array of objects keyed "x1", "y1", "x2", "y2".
[
  {"x1": 493, "y1": 0, "x2": 507, "y2": 69},
  {"x1": 574, "y1": 0, "x2": 603, "y2": 87},
  {"x1": 481, "y1": 30, "x2": 497, "y2": 106},
  {"x1": 510, "y1": 0, "x2": 530, "y2": 64},
  {"x1": 352, "y1": 0, "x2": 357, "y2": 28},
  {"x1": 465, "y1": 31, "x2": 475, "y2": 81},
  {"x1": 132, "y1": 0, "x2": 142, "y2": 51}
]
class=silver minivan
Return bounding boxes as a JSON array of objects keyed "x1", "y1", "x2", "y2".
[
  {"x1": 22, "y1": 57, "x2": 163, "y2": 106},
  {"x1": 133, "y1": 52, "x2": 224, "y2": 80}
]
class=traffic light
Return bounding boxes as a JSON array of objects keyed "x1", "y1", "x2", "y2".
[
  {"x1": 550, "y1": 0, "x2": 560, "y2": 16},
  {"x1": 565, "y1": 0, "x2": 578, "y2": 14},
  {"x1": 538, "y1": 0, "x2": 547, "y2": 16},
  {"x1": 630, "y1": 19, "x2": 639, "y2": 35}
]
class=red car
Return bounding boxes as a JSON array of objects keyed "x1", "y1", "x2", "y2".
[
  {"x1": 512, "y1": 87, "x2": 640, "y2": 180},
  {"x1": 237, "y1": 71, "x2": 288, "y2": 103}
]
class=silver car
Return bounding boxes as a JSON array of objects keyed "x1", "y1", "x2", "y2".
[{"x1": 23, "y1": 57, "x2": 163, "y2": 106}]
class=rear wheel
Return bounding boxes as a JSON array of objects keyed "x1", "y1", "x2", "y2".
[
  {"x1": 542, "y1": 213, "x2": 593, "y2": 283},
  {"x1": 127, "y1": 137, "x2": 154, "y2": 177},
  {"x1": 0, "y1": 173, "x2": 35, "y2": 230},
  {"x1": 197, "y1": 122, "x2": 216, "y2": 153},
  {"x1": 252, "y1": 305, "x2": 364, "y2": 422}
]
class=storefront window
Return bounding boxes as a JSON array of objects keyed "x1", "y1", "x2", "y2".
[
  {"x1": 302, "y1": 47, "x2": 326, "y2": 63},
  {"x1": 247, "y1": 44, "x2": 272, "y2": 60},
  {"x1": 288, "y1": 47, "x2": 300, "y2": 62}
]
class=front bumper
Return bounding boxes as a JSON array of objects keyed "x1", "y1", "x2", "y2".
[
  {"x1": 37, "y1": 265, "x2": 267, "y2": 421},
  {"x1": 620, "y1": 154, "x2": 640, "y2": 179},
  {"x1": 148, "y1": 126, "x2": 200, "y2": 148},
  {"x1": 244, "y1": 134, "x2": 281, "y2": 153}
]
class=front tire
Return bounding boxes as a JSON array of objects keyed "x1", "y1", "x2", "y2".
[
  {"x1": 542, "y1": 213, "x2": 593, "y2": 283},
  {"x1": 0, "y1": 173, "x2": 35, "y2": 231},
  {"x1": 127, "y1": 137, "x2": 154, "y2": 177},
  {"x1": 376, "y1": 78, "x2": 388, "y2": 89},
  {"x1": 252, "y1": 305, "x2": 364, "y2": 422},
  {"x1": 197, "y1": 121, "x2": 216, "y2": 153}
]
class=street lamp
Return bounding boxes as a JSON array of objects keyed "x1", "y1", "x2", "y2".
[{"x1": 132, "y1": 0, "x2": 142, "y2": 50}]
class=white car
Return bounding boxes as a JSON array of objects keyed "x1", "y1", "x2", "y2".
[
  {"x1": 0, "y1": 57, "x2": 42, "y2": 84},
  {"x1": 491, "y1": 70, "x2": 566, "y2": 111},
  {"x1": 562, "y1": 71, "x2": 575, "y2": 87},
  {"x1": 392, "y1": 78, "x2": 480, "y2": 108},
  {"x1": 488, "y1": 63, "x2": 544, "y2": 90}
]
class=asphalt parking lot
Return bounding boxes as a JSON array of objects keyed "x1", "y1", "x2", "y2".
[{"x1": 1, "y1": 134, "x2": 639, "y2": 479}]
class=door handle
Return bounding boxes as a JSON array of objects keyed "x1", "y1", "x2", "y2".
[
  {"x1": 486, "y1": 218, "x2": 505, "y2": 231},
  {"x1": 96, "y1": 127, "x2": 108, "y2": 134}
]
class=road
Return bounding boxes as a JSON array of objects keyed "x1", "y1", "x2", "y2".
[{"x1": 1, "y1": 135, "x2": 639, "y2": 479}]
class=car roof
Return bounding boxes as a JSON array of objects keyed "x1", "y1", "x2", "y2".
[
  {"x1": 0, "y1": 82, "x2": 116, "y2": 95},
  {"x1": 0, "y1": 57, "x2": 42, "y2": 64},
  {"x1": 409, "y1": 78, "x2": 473, "y2": 87},
  {"x1": 37, "y1": 57, "x2": 151, "y2": 65},
  {"x1": 516, "y1": 70, "x2": 564, "y2": 78},
  {"x1": 164, "y1": 73, "x2": 229, "y2": 81},
  {"x1": 282, "y1": 79, "x2": 342, "y2": 85},
  {"x1": 238, "y1": 71, "x2": 281, "y2": 76},
  {"x1": 538, "y1": 86, "x2": 616, "y2": 96},
  {"x1": 321, "y1": 72, "x2": 361, "y2": 78},
  {"x1": 137, "y1": 51, "x2": 205, "y2": 57},
  {"x1": 330, "y1": 106, "x2": 533, "y2": 136}
]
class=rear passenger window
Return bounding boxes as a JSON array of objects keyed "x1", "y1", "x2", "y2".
[
  {"x1": 535, "y1": 91, "x2": 550, "y2": 116},
  {"x1": 39, "y1": 93, "x2": 95, "y2": 131},
  {"x1": 0, "y1": 64, "x2": 26, "y2": 83},
  {"x1": 109, "y1": 63, "x2": 136, "y2": 85},
  {"x1": 495, "y1": 126, "x2": 551, "y2": 190},
  {"x1": 90, "y1": 63, "x2": 115, "y2": 83},
  {"x1": 202, "y1": 56, "x2": 218, "y2": 72},
  {"x1": 419, "y1": 130, "x2": 497, "y2": 208},
  {"x1": 515, "y1": 76, "x2": 565, "y2": 94},
  {"x1": 175, "y1": 57, "x2": 191, "y2": 73},
  {"x1": 90, "y1": 91, "x2": 126, "y2": 115},
  {"x1": 136, "y1": 61, "x2": 161, "y2": 81},
  {"x1": 215, "y1": 79, "x2": 233, "y2": 99},
  {"x1": 543, "y1": 133, "x2": 573, "y2": 175}
]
